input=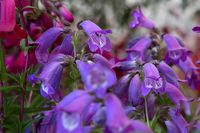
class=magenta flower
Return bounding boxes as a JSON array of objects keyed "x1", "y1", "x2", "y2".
[
  {"x1": 0, "y1": 0, "x2": 16, "y2": 31},
  {"x1": 59, "y1": 6, "x2": 74, "y2": 22},
  {"x1": 142, "y1": 63, "x2": 164, "y2": 96},
  {"x1": 129, "y1": 8, "x2": 155, "y2": 29},
  {"x1": 163, "y1": 34, "x2": 188, "y2": 63},
  {"x1": 76, "y1": 59, "x2": 117, "y2": 98},
  {"x1": 80, "y1": 20, "x2": 112, "y2": 53}
]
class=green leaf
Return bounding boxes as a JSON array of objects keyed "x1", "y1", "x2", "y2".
[{"x1": 0, "y1": 85, "x2": 21, "y2": 92}]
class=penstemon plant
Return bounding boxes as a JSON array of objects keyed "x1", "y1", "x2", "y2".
[{"x1": 0, "y1": 0, "x2": 200, "y2": 133}]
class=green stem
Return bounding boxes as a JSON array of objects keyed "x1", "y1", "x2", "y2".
[{"x1": 144, "y1": 96, "x2": 150, "y2": 127}]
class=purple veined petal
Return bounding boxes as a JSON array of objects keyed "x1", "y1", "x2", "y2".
[
  {"x1": 92, "y1": 107, "x2": 106, "y2": 126},
  {"x1": 105, "y1": 93, "x2": 131, "y2": 132},
  {"x1": 159, "y1": 61, "x2": 179, "y2": 87},
  {"x1": 126, "y1": 37, "x2": 152, "y2": 61},
  {"x1": 143, "y1": 62, "x2": 160, "y2": 79},
  {"x1": 51, "y1": 34, "x2": 74, "y2": 56},
  {"x1": 131, "y1": 120, "x2": 153, "y2": 133},
  {"x1": 165, "y1": 120, "x2": 180, "y2": 133},
  {"x1": 169, "y1": 108, "x2": 188, "y2": 133},
  {"x1": 165, "y1": 83, "x2": 191, "y2": 115},
  {"x1": 88, "y1": 38, "x2": 99, "y2": 52},
  {"x1": 192, "y1": 26, "x2": 200, "y2": 33},
  {"x1": 128, "y1": 74, "x2": 142, "y2": 106},
  {"x1": 102, "y1": 37, "x2": 112, "y2": 52},
  {"x1": 141, "y1": 82, "x2": 152, "y2": 97},
  {"x1": 57, "y1": 90, "x2": 94, "y2": 113},
  {"x1": 35, "y1": 27, "x2": 64, "y2": 64},
  {"x1": 80, "y1": 20, "x2": 102, "y2": 35}
]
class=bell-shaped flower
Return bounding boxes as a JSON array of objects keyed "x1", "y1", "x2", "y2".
[
  {"x1": 128, "y1": 74, "x2": 142, "y2": 106},
  {"x1": 129, "y1": 8, "x2": 155, "y2": 29},
  {"x1": 163, "y1": 34, "x2": 188, "y2": 63},
  {"x1": 165, "y1": 83, "x2": 190, "y2": 115},
  {"x1": 80, "y1": 20, "x2": 112, "y2": 53},
  {"x1": 56, "y1": 90, "x2": 94, "y2": 133},
  {"x1": 38, "y1": 54, "x2": 67, "y2": 101},
  {"x1": 168, "y1": 108, "x2": 188, "y2": 133},
  {"x1": 35, "y1": 27, "x2": 64, "y2": 64},
  {"x1": 76, "y1": 60, "x2": 117, "y2": 98},
  {"x1": 0, "y1": 0, "x2": 16, "y2": 31},
  {"x1": 192, "y1": 26, "x2": 200, "y2": 33},
  {"x1": 126, "y1": 37, "x2": 152, "y2": 62},
  {"x1": 165, "y1": 120, "x2": 180, "y2": 133},
  {"x1": 159, "y1": 61, "x2": 179, "y2": 87},
  {"x1": 177, "y1": 57, "x2": 200, "y2": 90},
  {"x1": 105, "y1": 93, "x2": 132, "y2": 132},
  {"x1": 59, "y1": 6, "x2": 74, "y2": 22},
  {"x1": 142, "y1": 63, "x2": 164, "y2": 96}
]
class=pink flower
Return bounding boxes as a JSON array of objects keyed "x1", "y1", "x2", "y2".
[{"x1": 0, "y1": 0, "x2": 16, "y2": 31}]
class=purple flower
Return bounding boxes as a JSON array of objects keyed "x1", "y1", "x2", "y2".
[
  {"x1": 163, "y1": 34, "x2": 188, "y2": 63},
  {"x1": 159, "y1": 61, "x2": 179, "y2": 87},
  {"x1": 165, "y1": 120, "x2": 180, "y2": 133},
  {"x1": 128, "y1": 74, "x2": 142, "y2": 106},
  {"x1": 126, "y1": 37, "x2": 152, "y2": 62},
  {"x1": 168, "y1": 108, "x2": 188, "y2": 133},
  {"x1": 165, "y1": 83, "x2": 190, "y2": 115},
  {"x1": 80, "y1": 20, "x2": 112, "y2": 53},
  {"x1": 76, "y1": 60, "x2": 117, "y2": 98},
  {"x1": 177, "y1": 57, "x2": 200, "y2": 90},
  {"x1": 56, "y1": 90, "x2": 94, "y2": 133},
  {"x1": 131, "y1": 120, "x2": 153, "y2": 133},
  {"x1": 129, "y1": 8, "x2": 155, "y2": 29},
  {"x1": 105, "y1": 93, "x2": 131, "y2": 132},
  {"x1": 142, "y1": 63, "x2": 164, "y2": 96},
  {"x1": 35, "y1": 27, "x2": 64, "y2": 64},
  {"x1": 39, "y1": 54, "x2": 67, "y2": 101},
  {"x1": 192, "y1": 26, "x2": 200, "y2": 33}
]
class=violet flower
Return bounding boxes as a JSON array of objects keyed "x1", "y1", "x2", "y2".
[
  {"x1": 76, "y1": 60, "x2": 117, "y2": 98},
  {"x1": 35, "y1": 27, "x2": 64, "y2": 64},
  {"x1": 192, "y1": 26, "x2": 200, "y2": 33},
  {"x1": 0, "y1": 0, "x2": 16, "y2": 31},
  {"x1": 126, "y1": 37, "x2": 152, "y2": 62},
  {"x1": 159, "y1": 61, "x2": 179, "y2": 87},
  {"x1": 165, "y1": 83, "x2": 190, "y2": 115},
  {"x1": 142, "y1": 63, "x2": 164, "y2": 96},
  {"x1": 80, "y1": 20, "x2": 112, "y2": 53},
  {"x1": 177, "y1": 57, "x2": 200, "y2": 90},
  {"x1": 56, "y1": 90, "x2": 94, "y2": 133},
  {"x1": 129, "y1": 8, "x2": 155, "y2": 29},
  {"x1": 128, "y1": 74, "x2": 142, "y2": 106},
  {"x1": 59, "y1": 6, "x2": 74, "y2": 22},
  {"x1": 163, "y1": 34, "x2": 188, "y2": 63}
]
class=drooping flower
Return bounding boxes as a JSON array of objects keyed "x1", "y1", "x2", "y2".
[
  {"x1": 167, "y1": 108, "x2": 188, "y2": 133},
  {"x1": 165, "y1": 83, "x2": 190, "y2": 115},
  {"x1": 142, "y1": 62, "x2": 164, "y2": 96},
  {"x1": 35, "y1": 27, "x2": 64, "y2": 64},
  {"x1": 80, "y1": 20, "x2": 112, "y2": 53},
  {"x1": 128, "y1": 74, "x2": 142, "y2": 106},
  {"x1": 0, "y1": 0, "x2": 16, "y2": 31},
  {"x1": 76, "y1": 59, "x2": 117, "y2": 98},
  {"x1": 163, "y1": 34, "x2": 188, "y2": 63},
  {"x1": 56, "y1": 90, "x2": 94, "y2": 133},
  {"x1": 159, "y1": 61, "x2": 179, "y2": 87},
  {"x1": 192, "y1": 26, "x2": 200, "y2": 33},
  {"x1": 38, "y1": 54, "x2": 67, "y2": 101},
  {"x1": 129, "y1": 8, "x2": 155, "y2": 29},
  {"x1": 126, "y1": 37, "x2": 152, "y2": 62},
  {"x1": 177, "y1": 57, "x2": 200, "y2": 90}
]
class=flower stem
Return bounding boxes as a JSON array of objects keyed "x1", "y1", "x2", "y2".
[
  {"x1": 144, "y1": 96, "x2": 150, "y2": 127},
  {"x1": 18, "y1": 0, "x2": 29, "y2": 121}
]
